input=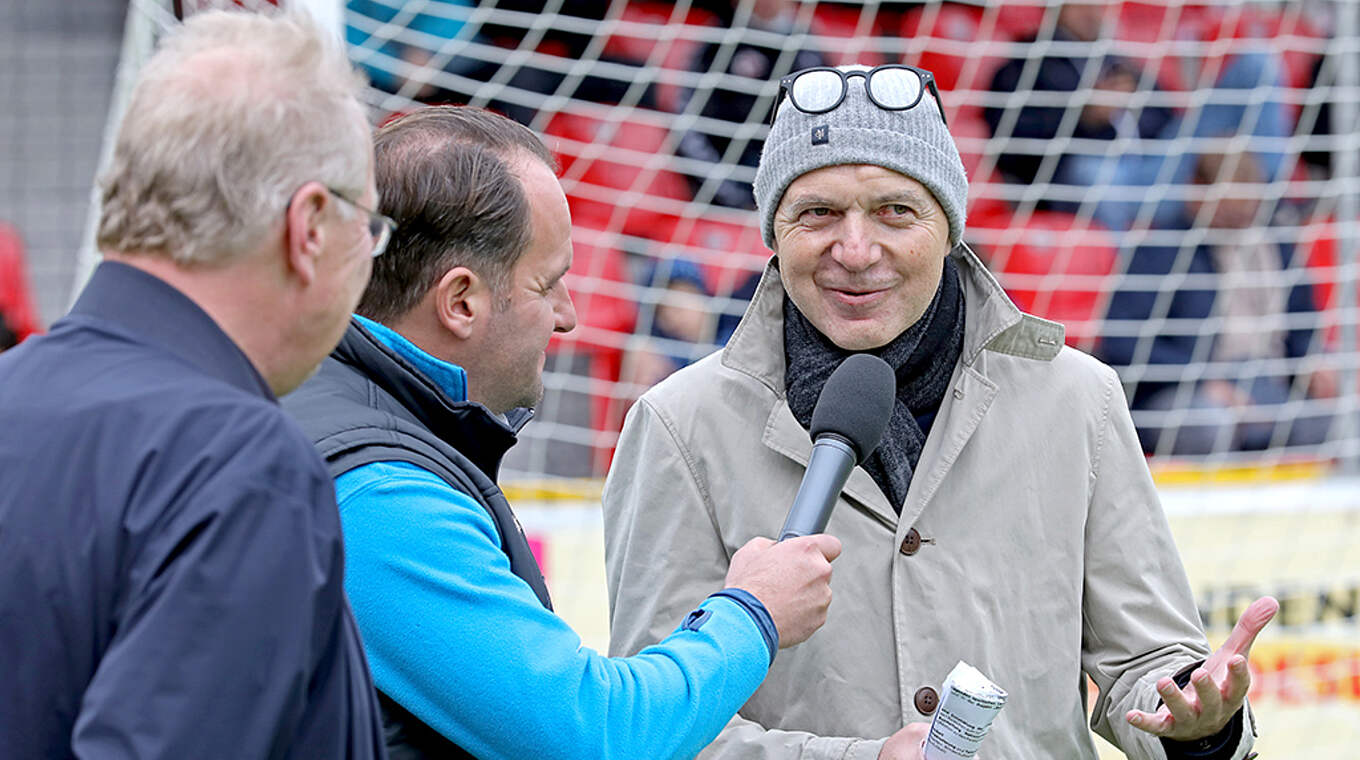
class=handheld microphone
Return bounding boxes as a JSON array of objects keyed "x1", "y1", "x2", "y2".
[{"x1": 778, "y1": 353, "x2": 896, "y2": 541}]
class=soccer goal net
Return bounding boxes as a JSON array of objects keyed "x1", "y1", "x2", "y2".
[{"x1": 92, "y1": 2, "x2": 1359, "y2": 755}]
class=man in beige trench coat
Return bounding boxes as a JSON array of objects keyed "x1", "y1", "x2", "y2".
[{"x1": 602, "y1": 63, "x2": 1277, "y2": 760}]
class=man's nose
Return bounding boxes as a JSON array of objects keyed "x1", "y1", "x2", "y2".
[
  {"x1": 554, "y1": 285, "x2": 578, "y2": 334},
  {"x1": 830, "y1": 213, "x2": 881, "y2": 272}
]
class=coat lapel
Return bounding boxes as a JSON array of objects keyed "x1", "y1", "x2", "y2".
[
  {"x1": 761, "y1": 398, "x2": 899, "y2": 532},
  {"x1": 897, "y1": 361, "x2": 998, "y2": 531}
]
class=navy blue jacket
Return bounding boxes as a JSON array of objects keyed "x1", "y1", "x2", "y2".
[{"x1": 0, "y1": 262, "x2": 386, "y2": 760}]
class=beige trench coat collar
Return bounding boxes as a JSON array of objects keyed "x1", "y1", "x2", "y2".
[{"x1": 718, "y1": 243, "x2": 1066, "y2": 531}]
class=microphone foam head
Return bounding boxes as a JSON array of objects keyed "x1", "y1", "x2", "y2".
[{"x1": 809, "y1": 353, "x2": 896, "y2": 462}]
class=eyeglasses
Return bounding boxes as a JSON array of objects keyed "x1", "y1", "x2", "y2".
[
  {"x1": 326, "y1": 186, "x2": 397, "y2": 258},
  {"x1": 774, "y1": 65, "x2": 948, "y2": 127}
]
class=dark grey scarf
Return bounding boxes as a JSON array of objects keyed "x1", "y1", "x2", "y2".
[{"x1": 784, "y1": 256, "x2": 965, "y2": 513}]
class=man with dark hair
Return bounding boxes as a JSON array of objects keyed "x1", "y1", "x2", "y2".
[{"x1": 283, "y1": 104, "x2": 844, "y2": 760}]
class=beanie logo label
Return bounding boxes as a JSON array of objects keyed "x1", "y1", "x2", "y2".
[{"x1": 811, "y1": 124, "x2": 829, "y2": 145}]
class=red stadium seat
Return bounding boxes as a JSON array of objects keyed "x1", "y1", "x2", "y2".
[
  {"x1": 545, "y1": 112, "x2": 690, "y2": 238},
  {"x1": 0, "y1": 223, "x2": 41, "y2": 344},
  {"x1": 811, "y1": 4, "x2": 886, "y2": 67},
  {"x1": 1303, "y1": 216, "x2": 1338, "y2": 310},
  {"x1": 992, "y1": 2, "x2": 1048, "y2": 41},
  {"x1": 1301, "y1": 215, "x2": 1360, "y2": 347},
  {"x1": 900, "y1": 3, "x2": 1011, "y2": 125},
  {"x1": 970, "y1": 210, "x2": 1117, "y2": 351},
  {"x1": 965, "y1": 169, "x2": 1012, "y2": 229},
  {"x1": 901, "y1": 3, "x2": 984, "y2": 93},
  {"x1": 601, "y1": 1, "x2": 719, "y2": 112},
  {"x1": 1116, "y1": 2, "x2": 1178, "y2": 44}
]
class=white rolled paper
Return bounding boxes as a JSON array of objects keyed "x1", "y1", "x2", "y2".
[{"x1": 923, "y1": 661, "x2": 1008, "y2": 760}]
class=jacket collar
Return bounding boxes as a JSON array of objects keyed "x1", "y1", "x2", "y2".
[
  {"x1": 720, "y1": 241, "x2": 1064, "y2": 390},
  {"x1": 332, "y1": 318, "x2": 529, "y2": 479},
  {"x1": 720, "y1": 244, "x2": 1062, "y2": 527},
  {"x1": 67, "y1": 261, "x2": 274, "y2": 400},
  {"x1": 354, "y1": 314, "x2": 469, "y2": 401}
]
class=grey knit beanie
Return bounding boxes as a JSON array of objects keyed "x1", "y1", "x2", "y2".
[{"x1": 754, "y1": 65, "x2": 968, "y2": 249}]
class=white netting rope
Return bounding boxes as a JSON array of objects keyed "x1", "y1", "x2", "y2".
[{"x1": 91, "y1": 0, "x2": 1360, "y2": 474}]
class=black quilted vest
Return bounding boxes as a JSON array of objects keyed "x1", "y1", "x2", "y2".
[{"x1": 284, "y1": 320, "x2": 552, "y2": 759}]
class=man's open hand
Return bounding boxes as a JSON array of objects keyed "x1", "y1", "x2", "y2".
[{"x1": 1127, "y1": 596, "x2": 1278, "y2": 741}]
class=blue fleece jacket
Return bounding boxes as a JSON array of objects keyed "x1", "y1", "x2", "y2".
[{"x1": 336, "y1": 316, "x2": 774, "y2": 760}]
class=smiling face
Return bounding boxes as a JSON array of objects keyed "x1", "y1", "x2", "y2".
[{"x1": 772, "y1": 163, "x2": 952, "y2": 351}]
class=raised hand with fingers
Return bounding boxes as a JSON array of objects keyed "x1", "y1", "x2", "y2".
[{"x1": 1126, "y1": 596, "x2": 1279, "y2": 741}]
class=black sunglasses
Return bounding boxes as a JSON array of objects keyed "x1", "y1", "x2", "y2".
[{"x1": 774, "y1": 64, "x2": 948, "y2": 127}]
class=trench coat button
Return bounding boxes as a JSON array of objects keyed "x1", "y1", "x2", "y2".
[
  {"x1": 914, "y1": 686, "x2": 939, "y2": 715},
  {"x1": 899, "y1": 528, "x2": 922, "y2": 556}
]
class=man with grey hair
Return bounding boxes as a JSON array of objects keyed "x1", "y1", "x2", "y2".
[
  {"x1": 284, "y1": 104, "x2": 844, "y2": 760},
  {"x1": 0, "y1": 10, "x2": 386, "y2": 758},
  {"x1": 605, "y1": 64, "x2": 1276, "y2": 760}
]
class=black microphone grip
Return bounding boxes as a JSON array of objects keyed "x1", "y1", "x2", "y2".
[{"x1": 778, "y1": 433, "x2": 856, "y2": 540}]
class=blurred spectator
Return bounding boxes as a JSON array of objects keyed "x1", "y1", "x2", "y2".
[
  {"x1": 675, "y1": 0, "x2": 825, "y2": 209},
  {"x1": 0, "y1": 222, "x2": 41, "y2": 347},
  {"x1": 347, "y1": 0, "x2": 650, "y2": 124},
  {"x1": 1299, "y1": 36, "x2": 1356, "y2": 182},
  {"x1": 623, "y1": 258, "x2": 717, "y2": 389},
  {"x1": 347, "y1": 0, "x2": 484, "y2": 100},
  {"x1": 1099, "y1": 150, "x2": 1334, "y2": 455},
  {"x1": 986, "y1": 4, "x2": 1173, "y2": 198},
  {"x1": 986, "y1": 2, "x2": 1291, "y2": 232}
]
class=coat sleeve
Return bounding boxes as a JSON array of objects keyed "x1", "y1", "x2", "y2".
[
  {"x1": 1080, "y1": 366, "x2": 1256, "y2": 760},
  {"x1": 603, "y1": 397, "x2": 889, "y2": 760}
]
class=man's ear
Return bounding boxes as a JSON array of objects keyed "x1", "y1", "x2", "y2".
[
  {"x1": 284, "y1": 181, "x2": 331, "y2": 286},
  {"x1": 434, "y1": 266, "x2": 490, "y2": 340}
]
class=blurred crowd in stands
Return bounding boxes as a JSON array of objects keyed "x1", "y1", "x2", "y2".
[
  {"x1": 8, "y1": 1, "x2": 1348, "y2": 460},
  {"x1": 339, "y1": 0, "x2": 1353, "y2": 460}
]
